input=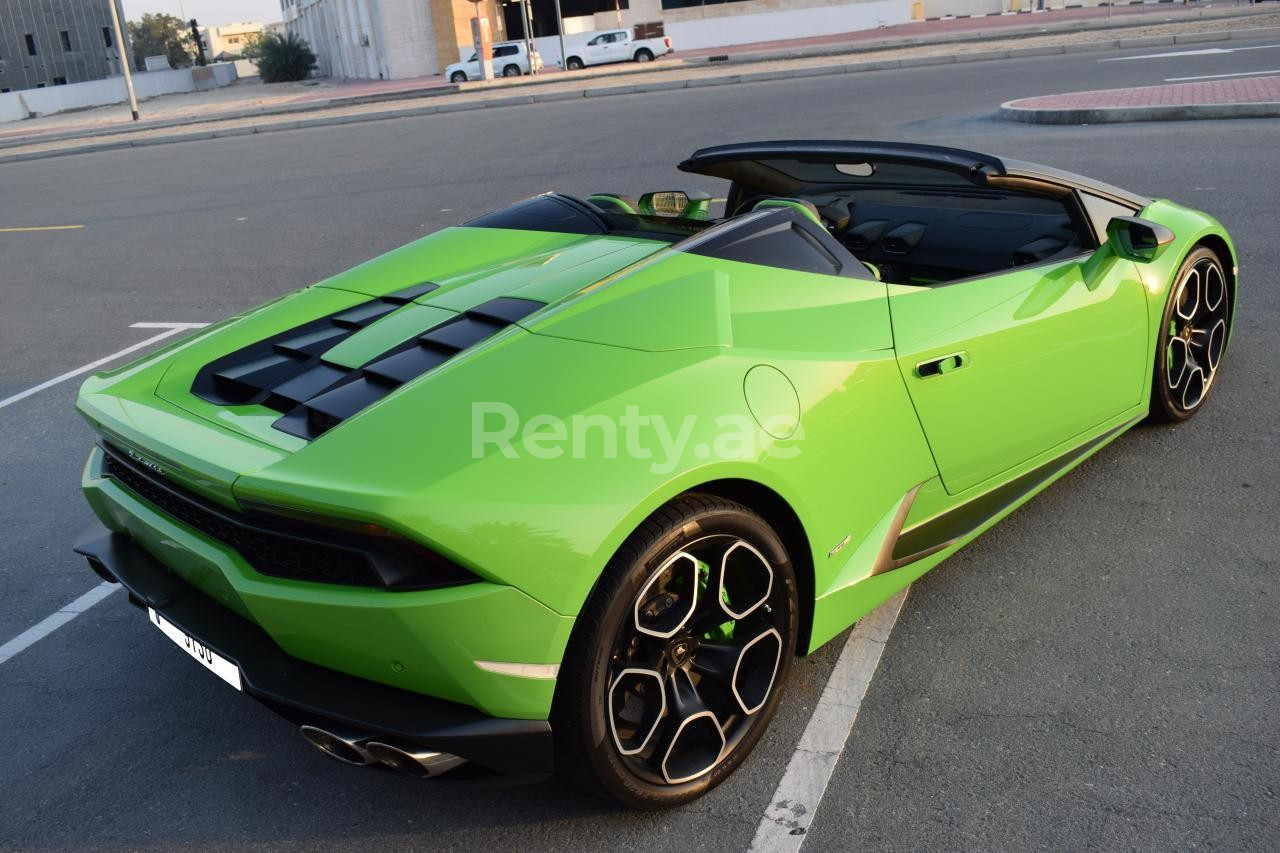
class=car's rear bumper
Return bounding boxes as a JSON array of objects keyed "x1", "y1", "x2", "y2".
[{"x1": 74, "y1": 523, "x2": 554, "y2": 778}]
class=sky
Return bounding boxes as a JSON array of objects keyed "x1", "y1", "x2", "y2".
[{"x1": 122, "y1": 0, "x2": 284, "y2": 28}]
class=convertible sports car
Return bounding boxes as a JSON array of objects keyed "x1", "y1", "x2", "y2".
[{"x1": 74, "y1": 141, "x2": 1235, "y2": 808}]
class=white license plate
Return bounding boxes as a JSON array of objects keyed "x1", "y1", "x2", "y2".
[{"x1": 148, "y1": 608, "x2": 242, "y2": 691}]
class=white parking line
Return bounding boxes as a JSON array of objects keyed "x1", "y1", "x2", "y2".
[
  {"x1": 749, "y1": 588, "x2": 908, "y2": 852},
  {"x1": 1164, "y1": 69, "x2": 1280, "y2": 82},
  {"x1": 0, "y1": 321, "x2": 207, "y2": 412},
  {"x1": 0, "y1": 582, "x2": 119, "y2": 665}
]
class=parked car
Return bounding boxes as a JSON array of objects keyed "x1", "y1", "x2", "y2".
[
  {"x1": 445, "y1": 42, "x2": 541, "y2": 82},
  {"x1": 74, "y1": 140, "x2": 1237, "y2": 809},
  {"x1": 563, "y1": 29, "x2": 673, "y2": 70}
]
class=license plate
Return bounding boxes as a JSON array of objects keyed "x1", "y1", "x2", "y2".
[{"x1": 148, "y1": 608, "x2": 242, "y2": 691}]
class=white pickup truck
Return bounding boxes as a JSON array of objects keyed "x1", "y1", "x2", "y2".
[{"x1": 563, "y1": 29, "x2": 673, "y2": 71}]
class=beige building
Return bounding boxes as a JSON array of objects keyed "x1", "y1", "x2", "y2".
[
  {"x1": 280, "y1": 0, "x2": 509, "y2": 80},
  {"x1": 200, "y1": 21, "x2": 267, "y2": 61}
]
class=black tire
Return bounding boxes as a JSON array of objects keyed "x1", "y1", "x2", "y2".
[
  {"x1": 634, "y1": 48, "x2": 654, "y2": 63},
  {"x1": 565, "y1": 56, "x2": 583, "y2": 71},
  {"x1": 450, "y1": 71, "x2": 467, "y2": 83},
  {"x1": 502, "y1": 64, "x2": 520, "y2": 78},
  {"x1": 552, "y1": 494, "x2": 798, "y2": 809},
  {"x1": 1147, "y1": 245, "x2": 1231, "y2": 422}
]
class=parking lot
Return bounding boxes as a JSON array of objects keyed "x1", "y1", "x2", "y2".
[{"x1": 1, "y1": 36, "x2": 1277, "y2": 849}]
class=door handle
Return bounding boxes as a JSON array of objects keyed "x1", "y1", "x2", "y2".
[{"x1": 915, "y1": 351, "x2": 968, "y2": 378}]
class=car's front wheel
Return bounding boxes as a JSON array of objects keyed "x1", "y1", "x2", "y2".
[
  {"x1": 553, "y1": 494, "x2": 798, "y2": 809},
  {"x1": 565, "y1": 56, "x2": 584, "y2": 70},
  {"x1": 1149, "y1": 245, "x2": 1231, "y2": 422},
  {"x1": 450, "y1": 71, "x2": 467, "y2": 83}
]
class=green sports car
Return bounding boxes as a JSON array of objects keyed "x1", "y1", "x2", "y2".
[{"x1": 74, "y1": 141, "x2": 1235, "y2": 808}]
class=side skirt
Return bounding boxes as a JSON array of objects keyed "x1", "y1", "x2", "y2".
[{"x1": 871, "y1": 417, "x2": 1140, "y2": 576}]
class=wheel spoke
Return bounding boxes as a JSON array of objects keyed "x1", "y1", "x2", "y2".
[
  {"x1": 1167, "y1": 337, "x2": 1189, "y2": 391},
  {"x1": 1203, "y1": 261, "x2": 1225, "y2": 313},
  {"x1": 719, "y1": 540, "x2": 774, "y2": 620},
  {"x1": 1176, "y1": 268, "x2": 1200, "y2": 322},
  {"x1": 1181, "y1": 364, "x2": 1206, "y2": 410},
  {"x1": 658, "y1": 669, "x2": 725, "y2": 784},
  {"x1": 634, "y1": 552, "x2": 704, "y2": 639},
  {"x1": 608, "y1": 667, "x2": 666, "y2": 756},
  {"x1": 693, "y1": 627, "x2": 782, "y2": 716},
  {"x1": 1206, "y1": 318, "x2": 1226, "y2": 372}
]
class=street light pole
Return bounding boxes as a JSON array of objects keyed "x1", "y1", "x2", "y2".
[
  {"x1": 107, "y1": 0, "x2": 139, "y2": 120},
  {"x1": 520, "y1": 0, "x2": 536, "y2": 74},
  {"x1": 552, "y1": 0, "x2": 567, "y2": 70}
]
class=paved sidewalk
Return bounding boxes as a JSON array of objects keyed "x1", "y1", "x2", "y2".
[
  {"x1": 0, "y1": 1, "x2": 1270, "y2": 149},
  {"x1": 1000, "y1": 74, "x2": 1280, "y2": 122}
]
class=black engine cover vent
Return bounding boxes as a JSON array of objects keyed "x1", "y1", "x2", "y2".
[
  {"x1": 270, "y1": 296, "x2": 545, "y2": 441},
  {"x1": 192, "y1": 282, "x2": 440, "y2": 409}
]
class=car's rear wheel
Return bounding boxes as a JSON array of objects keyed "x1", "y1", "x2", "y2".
[
  {"x1": 450, "y1": 71, "x2": 467, "y2": 83},
  {"x1": 502, "y1": 64, "x2": 520, "y2": 77},
  {"x1": 1149, "y1": 246, "x2": 1231, "y2": 422},
  {"x1": 634, "y1": 48, "x2": 654, "y2": 63},
  {"x1": 553, "y1": 494, "x2": 798, "y2": 809}
]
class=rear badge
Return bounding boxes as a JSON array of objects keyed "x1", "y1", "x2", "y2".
[{"x1": 125, "y1": 448, "x2": 165, "y2": 477}]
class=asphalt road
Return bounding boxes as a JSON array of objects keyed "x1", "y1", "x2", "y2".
[{"x1": 1, "y1": 34, "x2": 1277, "y2": 850}]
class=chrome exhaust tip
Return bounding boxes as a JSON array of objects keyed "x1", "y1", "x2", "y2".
[
  {"x1": 299, "y1": 724, "x2": 375, "y2": 766},
  {"x1": 365, "y1": 741, "x2": 467, "y2": 778}
]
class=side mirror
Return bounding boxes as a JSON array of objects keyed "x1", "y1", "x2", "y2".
[
  {"x1": 1106, "y1": 216, "x2": 1175, "y2": 262},
  {"x1": 638, "y1": 191, "x2": 690, "y2": 217}
]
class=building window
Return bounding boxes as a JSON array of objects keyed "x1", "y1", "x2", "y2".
[
  {"x1": 53, "y1": 75, "x2": 67, "y2": 85},
  {"x1": 61, "y1": 31, "x2": 73, "y2": 51},
  {"x1": 103, "y1": 27, "x2": 113, "y2": 47},
  {"x1": 25, "y1": 34, "x2": 39, "y2": 56}
]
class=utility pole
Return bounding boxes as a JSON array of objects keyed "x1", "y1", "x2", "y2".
[
  {"x1": 521, "y1": 0, "x2": 536, "y2": 75},
  {"x1": 107, "y1": 0, "x2": 139, "y2": 120},
  {"x1": 553, "y1": 0, "x2": 566, "y2": 70}
]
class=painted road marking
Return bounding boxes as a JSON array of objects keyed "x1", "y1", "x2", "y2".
[
  {"x1": 749, "y1": 589, "x2": 908, "y2": 852},
  {"x1": 1101, "y1": 44, "x2": 1280, "y2": 62},
  {"x1": 1164, "y1": 69, "x2": 1280, "y2": 82},
  {"x1": 0, "y1": 322, "x2": 207, "y2": 412},
  {"x1": 0, "y1": 225, "x2": 85, "y2": 233},
  {"x1": 0, "y1": 583, "x2": 119, "y2": 666}
]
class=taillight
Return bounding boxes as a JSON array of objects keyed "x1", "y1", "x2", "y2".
[{"x1": 664, "y1": 37, "x2": 671, "y2": 48}]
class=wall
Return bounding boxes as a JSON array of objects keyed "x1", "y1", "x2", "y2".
[
  {"x1": 0, "y1": 63, "x2": 239, "y2": 124},
  {"x1": 533, "y1": 0, "x2": 908, "y2": 61},
  {"x1": 0, "y1": 0, "x2": 128, "y2": 93}
]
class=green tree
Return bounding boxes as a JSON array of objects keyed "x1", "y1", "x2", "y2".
[
  {"x1": 253, "y1": 32, "x2": 317, "y2": 84},
  {"x1": 127, "y1": 13, "x2": 192, "y2": 70}
]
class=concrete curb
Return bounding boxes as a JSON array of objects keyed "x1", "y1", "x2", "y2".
[
  {"x1": 998, "y1": 100, "x2": 1280, "y2": 124},
  {"x1": 3, "y1": 24, "x2": 1278, "y2": 165}
]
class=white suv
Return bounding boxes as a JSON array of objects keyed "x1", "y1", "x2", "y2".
[{"x1": 446, "y1": 42, "x2": 543, "y2": 83}]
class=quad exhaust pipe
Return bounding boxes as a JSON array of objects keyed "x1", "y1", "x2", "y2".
[
  {"x1": 299, "y1": 724, "x2": 376, "y2": 766},
  {"x1": 299, "y1": 725, "x2": 465, "y2": 777},
  {"x1": 365, "y1": 741, "x2": 467, "y2": 778}
]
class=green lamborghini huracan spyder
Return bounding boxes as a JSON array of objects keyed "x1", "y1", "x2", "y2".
[{"x1": 74, "y1": 141, "x2": 1236, "y2": 808}]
